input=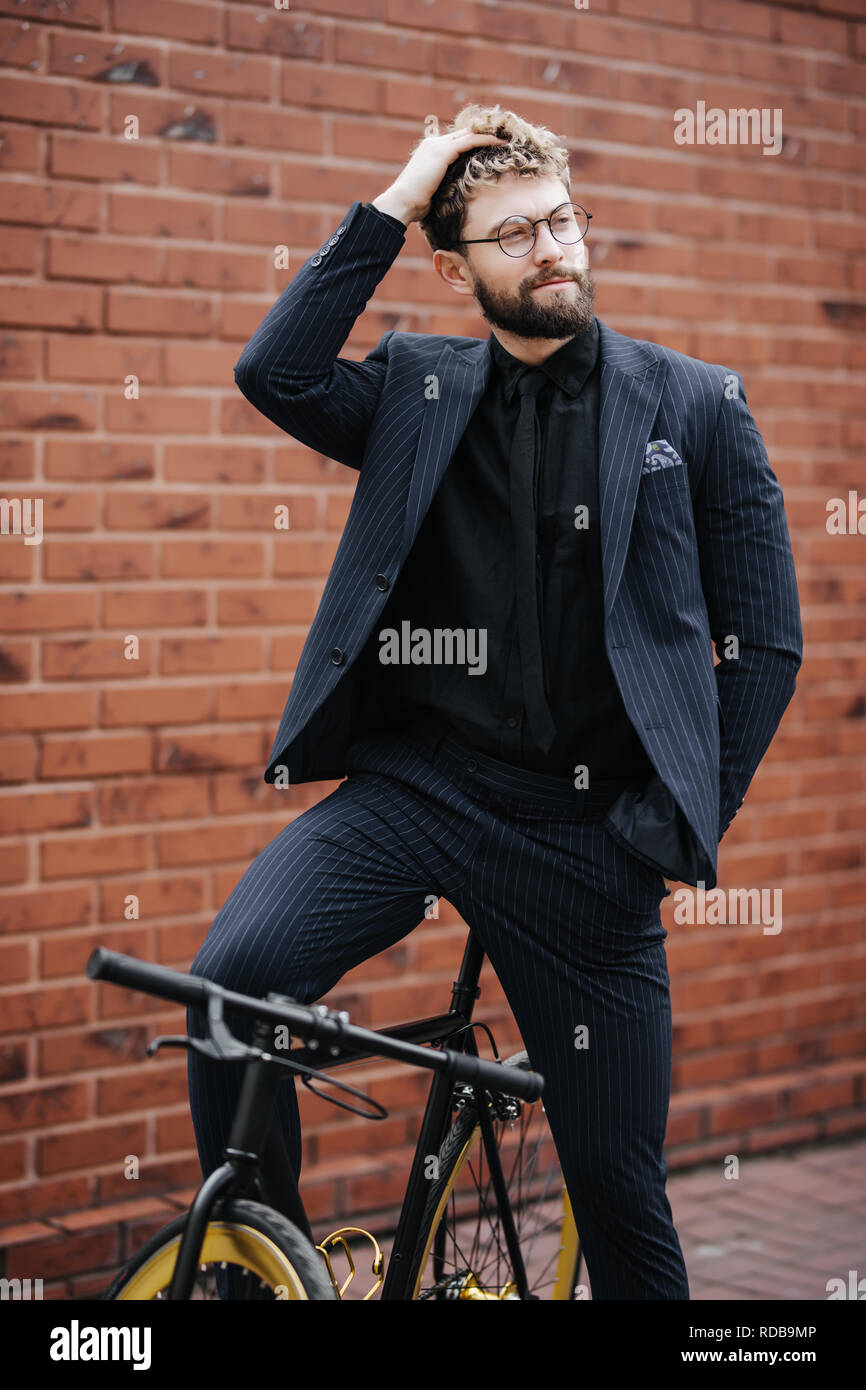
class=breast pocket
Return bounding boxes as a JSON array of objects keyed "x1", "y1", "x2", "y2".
[{"x1": 633, "y1": 442, "x2": 701, "y2": 611}]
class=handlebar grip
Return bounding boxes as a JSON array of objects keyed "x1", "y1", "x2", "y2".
[
  {"x1": 86, "y1": 947, "x2": 208, "y2": 1009},
  {"x1": 451, "y1": 1051, "x2": 544, "y2": 1102}
]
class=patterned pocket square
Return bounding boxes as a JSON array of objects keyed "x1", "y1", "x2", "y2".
[{"x1": 641, "y1": 439, "x2": 684, "y2": 474}]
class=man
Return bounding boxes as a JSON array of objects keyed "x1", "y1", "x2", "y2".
[{"x1": 188, "y1": 105, "x2": 802, "y2": 1299}]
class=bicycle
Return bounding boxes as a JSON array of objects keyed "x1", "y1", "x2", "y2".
[{"x1": 87, "y1": 930, "x2": 586, "y2": 1300}]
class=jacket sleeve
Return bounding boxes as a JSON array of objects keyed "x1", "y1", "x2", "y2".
[
  {"x1": 692, "y1": 371, "x2": 803, "y2": 840},
  {"x1": 232, "y1": 200, "x2": 406, "y2": 471}
]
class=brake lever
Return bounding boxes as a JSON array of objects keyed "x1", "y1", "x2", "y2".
[
  {"x1": 146, "y1": 1034, "x2": 226, "y2": 1062},
  {"x1": 146, "y1": 992, "x2": 265, "y2": 1064}
]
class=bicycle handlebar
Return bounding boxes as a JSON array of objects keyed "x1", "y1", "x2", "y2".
[{"x1": 86, "y1": 947, "x2": 544, "y2": 1103}]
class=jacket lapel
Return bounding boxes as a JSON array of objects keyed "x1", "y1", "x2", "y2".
[
  {"x1": 400, "y1": 339, "x2": 490, "y2": 555},
  {"x1": 596, "y1": 320, "x2": 668, "y2": 617}
]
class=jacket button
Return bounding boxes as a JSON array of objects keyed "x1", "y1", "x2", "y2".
[
  {"x1": 337, "y1": 225, "x2": 347, "y2": 234},
  {"x1": 466, "y1": 759, "x2": 478, "y2": 773},
  {"x1": 330, "y1": 648, "x2": 344, "y2": 665},
  {"x1": 311, "y1": 256, "x2": 322, "y2": 266},
  {"x1": 375, "y1": 573, "x2": 389, "y2": 590},
  {"x1": 320, "y1": 245, "x2": 330, "y2": 255},
  {"x1": 328, "y1": 236, "x2": 339, "y2": 246}
]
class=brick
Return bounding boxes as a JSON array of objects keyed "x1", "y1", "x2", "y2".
[
  {"x1": 100, "y1": 684, "x2": 210, "y2": 726},
  {"x1": 50, "y1": 130, "x2": 162, "y2": 185},
  {"x1": 163, "y1": 442, "x2": 268, "y2": 484},
  {"x1": 169, "y1": 145, "x2": 272, "y2": 201},
  {"x1": 0, "y1": 1081, "x2": 89, "y2": 1134},
  {"x1": 0, "y1": 884, "x2": 93, "y2": 936},
  {"x1": 43, "y1": 439, "x2": 154, "y2": 481},
  {"x1": 49, "y1": 28, "x2": 164, "y2": 82},
  {"x1": 0, "y1": 76, "x2": 103, "y2": 129},
  {"x1": 102, "y1": 587, "x2": 207, "y2": 630},
  {"x1": 0, "y1": 285, "x2": 101, "y2": 333},
  {"x1": 97, "y1": 1061, "x2": 188, "y2": 1116},
  {"x1": 47, "y1": 234, "x2": 163, "y2": 285},
  {"x1": 43, "y1": 540, "x2": 154, "y2": 582},
  {"x1": 0, "y1": 788, "x2": 90, "y2": 835},
  {"x1": 0, "y1": 688, "x2": 94, "y2": 733},
  {"x1": 38, "y1": 1119, "x2": 147, "y2": 1177},
  {"x1": 6, "y1": 1226, "x2": 121, "y2": 1279},
  {"x1": 169, "y1": 47, "x2": 272, "y2": 100},
  {"x1": 106, "y1": 289, "x2": 212, "y2": 337},
  {"x1": 40, "y1": 732, "x2": 153, "y2": 779},
  {"x1": 0, "y1": 1176, "x2": 91, "y2": 1227},
  {"x1": 109, "y1": 190, "x2": 217, "y2": 241},
  {"x1": 160, "y1": 538, "x2": 265, "y2": 578},
  {"x1": 111, "y1": 0, "x2": 220, "y2": 43}
]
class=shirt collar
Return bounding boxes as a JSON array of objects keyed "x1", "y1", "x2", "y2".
[{"x1": 489, "y1": 316, "x2": 600, "y2": 405}]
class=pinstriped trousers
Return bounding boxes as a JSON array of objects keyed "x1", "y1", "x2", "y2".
[{"x1": 187, "y1": 723, "x2": 690, "y2": 1300}]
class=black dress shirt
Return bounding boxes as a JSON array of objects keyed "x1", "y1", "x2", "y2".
[{"x1": 357, "y1": 204, "x2": 653, "y2": 788}]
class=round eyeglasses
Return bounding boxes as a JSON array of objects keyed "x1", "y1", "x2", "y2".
[{"x1": 454, "y1": 202, "x2": 592, "y2": 258}]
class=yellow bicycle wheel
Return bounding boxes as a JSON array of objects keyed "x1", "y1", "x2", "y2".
[{"x1": 104, "y1": 1198, "x2": 336, "y2": 1301}]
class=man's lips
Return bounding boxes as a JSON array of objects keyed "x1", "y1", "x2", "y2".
[{"x1": 531, "y1": 278, "x2": 573, "y2": 290}]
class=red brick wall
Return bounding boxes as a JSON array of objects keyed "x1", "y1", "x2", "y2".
[{"x1": 1, "y1": 0, "x2": 865, "y2": 1291}]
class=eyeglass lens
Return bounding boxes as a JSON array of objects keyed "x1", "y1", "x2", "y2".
[{"x1": 498, "y1": 204, "x2": 588, "y2": 255}]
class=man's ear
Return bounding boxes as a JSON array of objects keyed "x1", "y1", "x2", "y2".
[{"x1": 433, "y1": 248, "x2": 476, "y2": 299}]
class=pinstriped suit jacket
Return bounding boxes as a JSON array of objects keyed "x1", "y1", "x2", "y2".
[{"x1": 233, "y1": 199, "x2": 802, "y2": 891}]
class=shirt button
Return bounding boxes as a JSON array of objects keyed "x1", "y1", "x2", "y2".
[
  {"x1": 328, "y1": 237, "x2": 339, "y2": 246},
  {"x1": 311, "y1": 256, "x2": 322, "y2": 266},
  {"x1": 465, "y1": 759, "x2": 478, "y2": 773},
  {"x1": 337, "y1": 225, "x2": 347, "y2": 234},
  {"x1": 375, "y1": 573, "x2": 389, "y2": 590},
  {"x1": 320, "y1": 246, "x2": 330, "y2": 255},
  {"x1": 330, "y1": 648, "x2": 345, "y2": 665}
]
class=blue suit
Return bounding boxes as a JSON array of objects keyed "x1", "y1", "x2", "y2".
[
  {"x1": 233, "y1": 199, "x2": 803, "y2": 891},
  {"x1": 188, "y1": 199, "x2": 804, "y2": 1301}
]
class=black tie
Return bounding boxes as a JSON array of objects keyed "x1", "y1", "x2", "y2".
[{"x1": 509, "y1": 367, "x2": 557, "y2": 754}]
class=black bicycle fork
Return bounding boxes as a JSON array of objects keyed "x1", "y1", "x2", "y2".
[{"x1": 167, "y1": 1019, "x2": 313, "y2": 1300}]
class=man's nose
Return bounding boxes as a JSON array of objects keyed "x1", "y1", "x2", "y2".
[
  {"x1": 531, "y1": 222, "x2": 587, "y2": 268},
  {"x1": 531, "y1": 222, "x2": 563, "y2": 260}
]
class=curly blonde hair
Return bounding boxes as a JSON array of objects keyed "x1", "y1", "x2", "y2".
[{"x1": 418, "y1": 104, "x2": 572, "y2": 254}]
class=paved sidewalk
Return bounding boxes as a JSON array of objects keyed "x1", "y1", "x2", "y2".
[
  {"x1": 332, "y1": 1133, "x2": 865, "y2": 1299},
  {"x1": 670, "y1": 1133, "x2": 866, "y2": 1301}
]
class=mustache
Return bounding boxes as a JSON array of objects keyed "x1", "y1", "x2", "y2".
[{"x1": 528, "y1": 270, "x2": 590, "y2": 289}]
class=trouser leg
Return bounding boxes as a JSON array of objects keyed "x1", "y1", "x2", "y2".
[
  {"x1": 185, "y1": 752, "x2": 485, "y2": 1296},
  {"x1": 450, "y1": 810, "x2": 689, "y2": 1300}
]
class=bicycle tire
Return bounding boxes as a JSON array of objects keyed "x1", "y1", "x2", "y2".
[
  {"x1": 101, "y1": 1197, "x2": 337, "y2": 1301},
  {"x1": 407, "y1": 1051, "x2": 584, "y2": 1300}
]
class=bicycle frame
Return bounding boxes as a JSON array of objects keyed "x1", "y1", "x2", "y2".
[{"x1": 166, "y1": 929, "x2": 535, "y2": 1300}]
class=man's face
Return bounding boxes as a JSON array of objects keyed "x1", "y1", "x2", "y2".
[{"x1": 436, "y1": 173, "x2": 595, "y2": 339}]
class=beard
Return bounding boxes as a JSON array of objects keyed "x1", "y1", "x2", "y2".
[{"x1": 469, "y1": 263, "x2": 596, "y2": 339}]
